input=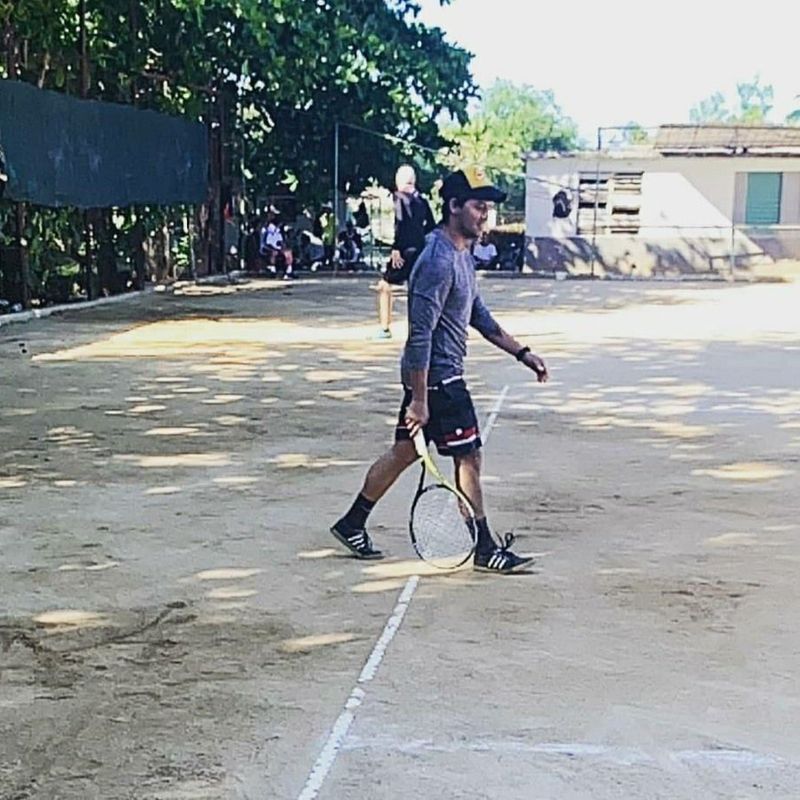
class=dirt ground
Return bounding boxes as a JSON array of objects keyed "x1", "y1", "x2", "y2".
[{"x1": 1, "y1": 275, "x2": 799, "y2": 800}]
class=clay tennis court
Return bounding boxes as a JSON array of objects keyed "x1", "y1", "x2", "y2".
[{"x1": 1, "y1": 276, "x2": 798, "y2": 799}]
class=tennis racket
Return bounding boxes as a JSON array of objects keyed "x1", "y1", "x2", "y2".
[{"x1": 409, "y1": 431, "x2": 476, "y2": 569}]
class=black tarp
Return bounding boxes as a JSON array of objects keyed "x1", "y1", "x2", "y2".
[{"x1": 0, "y1": 80, "x2": 207, "y2": 208}]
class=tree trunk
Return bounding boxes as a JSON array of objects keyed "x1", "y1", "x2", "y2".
[{"x1": 96, "y1": 209, "x2": 116, "y2": 294}]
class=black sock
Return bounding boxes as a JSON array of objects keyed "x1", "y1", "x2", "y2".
[
  {"x1": 475, "y1": 517, "x2": 495, "y2": 553},
  {"x1": 343, "y1": 493, "x2": 376, "y2": 530}
]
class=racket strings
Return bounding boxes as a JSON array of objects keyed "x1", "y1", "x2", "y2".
[{"x1": 412, "y1": 485, "x2": 475, "y2": 562}]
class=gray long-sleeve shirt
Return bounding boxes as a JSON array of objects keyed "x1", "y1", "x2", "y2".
[{"x1": 401, "y1": 228, "x2": 501, "y2": 387}]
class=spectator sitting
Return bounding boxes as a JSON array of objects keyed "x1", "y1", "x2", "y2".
[
  {"x1": 354, "y1": 200, "x2": 370, "y2": 233},
  {"x1": 472, "y1": 231, "x2": 499, "y2": 269},
  {"x1": 338, "y1": 221, "x2": 364, "y2": 267},
  {"x1": 259, "y1": 211, "x2": 294, "y2": 280}
]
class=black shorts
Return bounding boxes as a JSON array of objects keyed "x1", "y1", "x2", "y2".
[
  {"x1": 395, "y1": 378, "x2": 482, "y2": 457},
  {"x1": 382, "y1": 247, "x2": 420, "y2": 286}
]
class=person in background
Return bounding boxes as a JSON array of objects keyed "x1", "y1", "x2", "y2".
[
  {"x1": 374, "y1": 165, "x2": 435, "y2": 339},
  {"x1": 472, "y1": 231, "x2": 498, "y2": 269}
]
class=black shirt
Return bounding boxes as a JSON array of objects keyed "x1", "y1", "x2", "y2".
[{"x1": 393, "y1": 190, "x2": 436, "y2": 253}]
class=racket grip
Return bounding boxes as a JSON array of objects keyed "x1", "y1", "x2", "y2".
[{"x1": 412, "y1": 431, "x2": 428, "y2": 458}]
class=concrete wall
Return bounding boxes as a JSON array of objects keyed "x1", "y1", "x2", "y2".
[{"x1": 525, "y1": 154, "x2": 800, "y2": 277}]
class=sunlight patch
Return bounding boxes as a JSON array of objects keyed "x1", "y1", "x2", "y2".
[
  {"x1": 279, "y1": 632, "x2": 357, "y2": 654},
  {"x1": 693, "y1": 462, "x2": 792, "y2": 482}
]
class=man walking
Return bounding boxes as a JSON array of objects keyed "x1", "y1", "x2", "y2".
[
  {"x1": 332, "y1": 167, "x2": 549, "y2": 573},
  {"x1": 375, "y1": 164, "x2": 436, "y2": 339}
]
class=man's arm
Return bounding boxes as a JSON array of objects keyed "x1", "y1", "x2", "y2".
[
  {"x1": 390, "y1": 194, "x2": 405, "y2": 269},
  {"x1": 404, "y1": 252, "x2": 453, "y2": 433},
  {"x1": 404, "y1": 368, "x2": 429, "y2": 438},
  {"x1": 423, "y1": 198, "x2": 436, "y2": 234},
  {"x1": 470, "y1": 295, "x2": 548, "y2": 382}
]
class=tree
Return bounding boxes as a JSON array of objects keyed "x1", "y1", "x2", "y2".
[
  {"x1": 689, "y1": 76, "x2": 774, "y2": 124},
  {"x1": 1, "y1": 0, "x2": 476, "y2": 298},
  {"x1": 786, "y1": 96, "x2": 800, "y2": 125},
  {"x1": 441, "y1": 80, "x2": 578, "y2": 208},
  {"x1": 689, "y1": 91, "x2": 732, "y2": 124}
]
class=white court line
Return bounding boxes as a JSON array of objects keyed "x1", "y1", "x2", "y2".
[
  {"x1": 295, "y1": 384, "x2": 510, "y2": 800},
  {"x1": 341, "y1": 736, "x2": 785, "y2": 770}
]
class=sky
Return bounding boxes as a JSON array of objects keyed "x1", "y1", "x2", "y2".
[{"x1": 417, "y1": 0, "x2": 800, "y2": 144}]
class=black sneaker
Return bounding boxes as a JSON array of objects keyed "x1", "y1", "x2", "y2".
[
  {"x1": 473, "y1": 533, "x2": 533, "y2": 574},
  {"x1": 330, "y1": 518, "x2": 384, "y2": 560}
]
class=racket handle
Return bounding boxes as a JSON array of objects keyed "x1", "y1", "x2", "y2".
[{"x1": 412, "y1": 431, "x2": 428, "y2": 458}]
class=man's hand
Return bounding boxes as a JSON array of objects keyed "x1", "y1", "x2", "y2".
[
  {"x1": 390, "y1": 249, "x2": 405, "y2": 270},
  {"x1": 404, "y1": 398, "x2": 429, "y2": 439},
  {"x1": 521, "y1": 351, "x2": 549, "y2": 383}
]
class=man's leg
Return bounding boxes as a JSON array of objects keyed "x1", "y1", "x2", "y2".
[
  {"x1": 453, "y1": 450, "x2": 494, "y2": 553},
  {"x1": 362, "y1": 438, "x2": 418, "y2": 502},
  {"x1": 331, "y1": 439, "x2": 417, "y2": 559},
  {"x1": 453, "y1": 446, "x2": 534, "y2": 573},
  {"x1": 376, "y1": 278, "x2": 393, "y2": 337}
]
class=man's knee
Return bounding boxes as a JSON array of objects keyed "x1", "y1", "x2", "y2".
[
  {"x1": 392, "y1": 438, "x2": 418, "y2": 467},
  {"x1": 454, "y1": 448, "x2": 481, "y2": 471}
]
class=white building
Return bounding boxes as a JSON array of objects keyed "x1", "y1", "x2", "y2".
[{"x1": 524, "y1": 125, "x2": 800, "y2": 277}]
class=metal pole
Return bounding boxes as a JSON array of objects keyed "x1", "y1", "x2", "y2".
[
  {"x1": 589, "y1": 126, "x2": 602, "y2": 278},
  {"x1": 729, "y1": 220, "x2": 736, "y2": 278},
  {"x1": 333, "y1": 121, "x2": 339, "y2": 274}
]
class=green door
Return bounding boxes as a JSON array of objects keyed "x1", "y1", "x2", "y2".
[{"x1": 745, "y1": 173, "x2": 782, "y2": 225}]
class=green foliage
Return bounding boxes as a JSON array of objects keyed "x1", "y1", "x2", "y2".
[
  {"x1": 689, "y1": 76, "x2": 774, "y2": 124},
  {"x1": 1, "y1": 0, "x2": 475, "y2": 300},
  {"x1": 441, "y1": 80, "x2": 578, "y2": 209},
  {"x1": 786, "y1": 95, "x2": 800, "y2": 125}
]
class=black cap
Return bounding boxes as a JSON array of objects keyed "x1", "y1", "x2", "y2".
[{"x1": 440, "y1": 166, "x2": 507, "y2": 203}]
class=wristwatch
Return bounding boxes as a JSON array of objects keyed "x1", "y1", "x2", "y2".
[{"x1": 515, "y1": 346, "x2": 531, "y2": 362}]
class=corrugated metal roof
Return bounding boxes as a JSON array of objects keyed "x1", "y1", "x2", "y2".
[
  {"x1": 526, "y1": 125, "x2": 800, "y2": 160},
  {"x1": 655, "y1": 124, "x2": 800, "y2": 154}
]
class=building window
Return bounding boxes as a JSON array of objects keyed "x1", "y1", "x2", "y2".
[
  {"x1": 577, "y1": 172, "x2": 642, "y2": 234},
  {"x1": 745, "y1": 172, "x2": 782, "y2": 225}
]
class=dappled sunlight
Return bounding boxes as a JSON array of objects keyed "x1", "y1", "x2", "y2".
[
  {"x1": 297, "y1": 548, "x2": 339, "y2": 560},
  {"x1": 490, "y1": 282, "x2": 800, "y2": 347},
  {"x1": 212, "y1": 415, "x2": 249, "y2": 426},
  {"x1": 114, "y1": 452, "x2": 233, "y2": 468},
  {"x1": 171, "y1": 386, "x2": 210, "y2": 394},
  {"x1": 267, "y1": 453, "x2": 366, "y2": 470},
  {"x1": 574, "y1": 413, "x2": 712, "y2": 440},
  {"x1": 144, "y1": 427, "x2": 201, "y2": 436},
  {"x1": 360, "y1": 558, "x2": 470, "y2": 579},
  {"x1": 704, "y1": 532, "x2": 759, "y2": 547},
  {"x1": 33, "y1": 312, "x2": 415, "y2": 363},
  {"x1": 57, "y1": 560, "x2": 119, "y2": 572},
  {"x1": 202, "y1": 394, "x2": 244, "y2": 405},
  {"x1": 0, "y1": 477, "x2": 28, "y2": 488},
  {"x1": 351, "y1": 577, "x2": 409, "y2": 594},
  {"x1": 128, "y1": 403, "x2": 167, "y2": 414},
  {"x1": 692, "y1": 462, "x2": 793, "y2": 482},
  {"x1": 319, "y1": 389, "x2": 369, "y2": 400},
  {"x1": 304, "y1": 369, "x2": 368, "y2": 383},
  {"x1": 189, "y1": 568, "x2": 263, "y2": 581},
  {"x1": 279, "y1": 632, "x2": 358, "y2": 654},
  {"x1": 34, "y1": 609, "x2": 110, "y2": 630},
  {"x1": 212, "y1": 475, "x2": 259, "y2": 486},
  {"x1": 595, "y1": 567, "x2": 643, "y2": 576},
  {"x1": 205, "y1": 586, "x2": 258, "y2": 600},
  {"x1": 1, "y1": 408, "x2": 36, "y2": 417}
]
